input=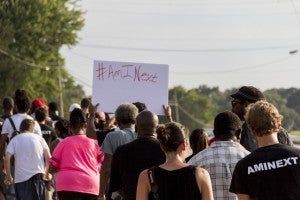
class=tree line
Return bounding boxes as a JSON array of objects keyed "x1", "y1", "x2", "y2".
[
  {"x1": 0, "y1": 0, "x2": 85, "y2": 117},
  {"x1": 168, "y1": 85, "x2": 300, "y2": 132}
]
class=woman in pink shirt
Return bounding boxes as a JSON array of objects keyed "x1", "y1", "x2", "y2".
[{"x1": 49, "y1": 108, "x2": 104, "y2": 200}]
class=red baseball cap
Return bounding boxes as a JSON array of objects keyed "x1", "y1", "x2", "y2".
[{"x1": 32, "y1": 98, "x2": 48, "y2": 109}]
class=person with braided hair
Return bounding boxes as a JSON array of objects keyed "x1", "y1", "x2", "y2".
[
  {"x1": 49, "y1": 108, "x2": 104, "y2": 200},
  {"x1": 0, "y1": 89, "x2": 42, "y2": 199},
  {"x1": 136, "y1": 122, "x2": 213, "y2": 200}
]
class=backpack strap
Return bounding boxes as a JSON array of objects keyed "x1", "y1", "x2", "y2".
[
  {"x1": 8, "y1": 117, "x2": 19, "y2": 140},
  {"x1": 8, "y1": 117, "x2": 17, "y2": 132},
  {"x1": 147, "y1": 167, "x2": 159, "y2": 200}
]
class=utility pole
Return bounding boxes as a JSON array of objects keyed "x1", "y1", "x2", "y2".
[
  {"x1": 49, "y1": 61, "x2": 64, "y2": 118},
  {"x1": 174, "y1": 91, "x2": 180, "y2": 122},
  {"x1": 58, "y1": 65, "x2": 64, "y2": 117}
]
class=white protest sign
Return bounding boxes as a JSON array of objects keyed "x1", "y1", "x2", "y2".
[{"x1": 92, "y1": 60, "x2": 169, "y2": 115}]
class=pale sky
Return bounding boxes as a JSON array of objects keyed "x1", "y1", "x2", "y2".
[{"x1": 61, "y1": 0, "x2": 300, "y2": 95}]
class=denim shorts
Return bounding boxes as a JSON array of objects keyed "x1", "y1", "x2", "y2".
[{"x1": 15, "y1": 173, "x2": 45, "y2": 200}]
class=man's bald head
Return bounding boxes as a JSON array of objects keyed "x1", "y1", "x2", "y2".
[{"x1": 136, "y1": 110, "x2": 159, "y2": 136}]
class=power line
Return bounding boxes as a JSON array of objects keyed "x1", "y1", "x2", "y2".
[
  {"x1": 169, "y1": 102, "x2": 206, "y2": 125},
  {"x1": 87, "y1": 0, "x2": 300, "y2": 6},
  {"x1": 0, "y1": 46, "x2": 93, "y2": 88},
  {"x1": 0, "y1": 47, "x2": 46, "y2": 69},
  {"x1": 290, "y1": 0, "x2": 300, "y2": 24},
  {"x1": 0, "y1": 46, "x2": 60, "y2": 70},
  {"x1": 88, "y1": 8, "x2": 298, "y2": 17},
  {"x1": 78, "y1": 43, "x2": 300, "y2": 53},
  {"x1": 66, "y1": 68, "x2": 93, "y2": 87},
  {"x1": 71, "y1": 74, "x2": 92, "y2": 88},
  {"x1": 172, "y1": 56, "x2": 293, "y2": 75},
  {"x1": 65, "y1": 48, "x2": 296, "y2": 75},
  {"x1": 73, "y1": 34, "x2": 300, "y2": 43}
]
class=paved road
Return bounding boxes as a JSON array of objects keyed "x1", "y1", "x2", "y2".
[{"x1": 291, "y1": 135, "x2": 300, "y2": 149}]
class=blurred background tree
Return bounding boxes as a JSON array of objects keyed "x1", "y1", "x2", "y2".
[
  {"x1": 168, "y1": 85, "x2": 300, "y2": 133},
  {"x1": 0, "y1": 0, "x2": 85, "y2": 117}
]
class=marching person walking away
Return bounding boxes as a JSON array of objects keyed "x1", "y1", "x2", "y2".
[
  {"x1": 0, "y1": 96, "x2": 14, "y2": 199},
  {"x1": 188, "y1": 111, "x2": 250, "y2": 200},
  {"x1": 136, "y1": 122, "x2": 214, "y2": 200},
  {"x1": 49, "y1": 119, "x2": 70, "y2": 200},
  {"x1": 48, "y1": 102, "x2": 63, "y2": 122},
  {"x1": 230, "y1": 101, "x2": 300, "y2": 200},
  {"x1": 230, "y1": 86, "x2": 293, "y2": 151},
  {"x1": 35, "y1": 107, "x2": 56, "y2": 147},
  {"x1": 109, "y1": 110, "x2": 165, "y2": 200},
  {"x1": 0, "y1": 89, "x2": 42, "y2": 200},
  {"x1": 4, "y1": 118, "x2": 51, "y2": 199},
  {"x1": 97, "y1": 103, "x2": 139, "y2": 200},
  {"x1": 1, "y1": 97, "x2": 14, "y2": 120},
  {"x1": 50, "y1": 119, "x2": 70, "y2": 154},
  {"x1": 185, "y1": 128, "x2": 209, "y2": 162},
  {"x1": 49, "y1": 108, "x2": 104, "y2": 200}
]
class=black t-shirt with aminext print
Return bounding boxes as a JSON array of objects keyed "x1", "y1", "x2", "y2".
[{"x1": 230, "y1": 144, "x2": 300, "y2": 200}]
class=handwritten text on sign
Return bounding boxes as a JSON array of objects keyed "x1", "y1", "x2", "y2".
[
  {"x1": 92, "y1": 60, "x2": 169, "y2": 115},
  {"x1": 96, "y1": 63, "x2": 158, "y2": 83}
]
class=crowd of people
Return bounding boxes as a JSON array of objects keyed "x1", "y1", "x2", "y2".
[{"x1": 0, "y1": 85, "x2": 299, "y2": 200}]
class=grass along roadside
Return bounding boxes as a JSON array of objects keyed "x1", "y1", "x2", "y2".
[{"x1": 290, "y1": 130, "x2": 300, "y2": 137}]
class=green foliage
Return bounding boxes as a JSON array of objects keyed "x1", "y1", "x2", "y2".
[
  {"x1": 169, "y1": 85, "x2": 300, "y2": 132},
  {"x1": 290, "y1": 130, "x2": 300, "y2": 136},
  {"x1": 169, "y1": 85, "x2": 217, "y2": 131},
  {"x1": 265, "y1": 89, "x2": 300, "y2": 130},
  {"x1": 0, "y1": 0, "x2": 85, "y2": 116},
  {"x1": 276, "y1": 88, "x2": 300, "y2": 114}
]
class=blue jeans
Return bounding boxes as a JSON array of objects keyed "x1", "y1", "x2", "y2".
[{"x1": 15, "y1": 173, "x2": 45, "y2": 200}]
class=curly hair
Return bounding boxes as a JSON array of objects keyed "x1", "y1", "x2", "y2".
[
  {"x1": 115, "y1": 103, "x2": 138, "y2": 125},
  {"x1": 246, "y1": 100, "x2": 282, "y2": 137}
]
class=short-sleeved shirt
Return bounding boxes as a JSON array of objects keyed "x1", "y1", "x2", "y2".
[
  {"x1": 110, "y1": 137, "x2": 165, "y2": 200},
  {"x1": 101, "y1": 128, "x2": 136, "y2": 155},
  {"x1": 241, "y1": 123, "x2": 293, "y2": 152},
  {"x1": 6, "y1": 133, "x2": 49, "y2": 183},
  {"x1": 96, "y1": 128, "x2": 115, "y2": 146},
  {"x1": 50, "y1": 134, "x2": 104, "y2": 195},
  {"x1": 230, "y1": 144, "x2": 300, "y2": 200},
  {"x1": 1, "y1": 113, "x2": 42, "y2": 139},
  {"x1": 39, "y1": 123, "x2": 56, "y2": 147},
  {"x1": 188, "y1": 140, "x2": 250, "y2": 200}
]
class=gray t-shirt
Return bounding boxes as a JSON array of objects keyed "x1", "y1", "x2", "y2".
[
  {"x1": 101, "y1": 128, "x2": 136, "y2": 155},
  {"x1": 241, "y1": 123, "x2": 293, "y2": 152}
]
